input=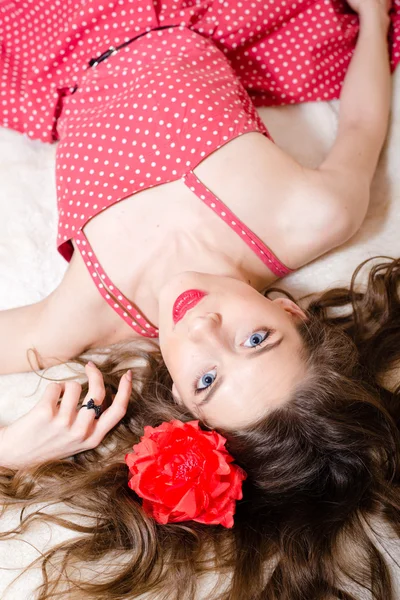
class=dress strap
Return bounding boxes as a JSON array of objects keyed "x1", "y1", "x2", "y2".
[
  {"x1": 74, "y1": 229, "x2": 159, "y2": 338},
  {"x1": 183, "y1": 171, "x2": 292, "y2": 278}
]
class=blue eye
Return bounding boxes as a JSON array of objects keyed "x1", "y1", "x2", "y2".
[
  {"x1": 195, "y1": 368, "x2": 217, "y2": 394},
  {"x1": 243, "y1": 330, "x2": 271, "y2": 348}
]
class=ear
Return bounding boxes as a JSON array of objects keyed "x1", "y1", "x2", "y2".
[
  {"x1": 171, "y1": 382, "x2": 183, "y2": 405},
  {"x1": 272, "y1": 297, "x2": 307, "y2": 321}
]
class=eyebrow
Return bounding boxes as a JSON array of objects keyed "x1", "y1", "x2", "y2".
[{"x1": 196, "y1": 337, "x2": 284, "y2": 408}]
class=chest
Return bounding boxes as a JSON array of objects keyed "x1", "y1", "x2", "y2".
[
  {"x1": 82, "y1": 132, "x2": 298, "y2": 287},
  {"x1": 83, "y1": 178, "x2": 269, "y2": 285}
]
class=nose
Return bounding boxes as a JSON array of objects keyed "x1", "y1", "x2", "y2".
[{"x1": 187, "y1": 312, "x2": 222, "y2": 341}]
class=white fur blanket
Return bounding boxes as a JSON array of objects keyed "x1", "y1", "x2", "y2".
[{"x1": 0, "y1": 70, "x2": 399, "y2": 598}]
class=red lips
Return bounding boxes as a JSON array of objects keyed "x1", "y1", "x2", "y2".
[{"x1": 172, "y1": 289, "x2": 207, "y2": 324}]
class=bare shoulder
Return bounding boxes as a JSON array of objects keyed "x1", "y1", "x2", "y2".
[
  {"x1": 33, "y1": 248, "x2": 139, "y2": 367},
  {"x1": 0, "y1": 251, "x2": 108, "y2": 374},
  {"x1": 269, "y1": 164, "x2": 358, "y2": 270},
  {"x1": 193, "y1": 132, "x2": 355, "y2": 271}
]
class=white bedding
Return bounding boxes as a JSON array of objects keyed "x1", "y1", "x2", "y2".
[{"x1": 0, "y1": 70, "x2": 399, "y2": 598}]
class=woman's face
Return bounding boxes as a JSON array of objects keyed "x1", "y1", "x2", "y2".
[{"x1": 158, "y1": 272, "x2": 307, "y2": 430}]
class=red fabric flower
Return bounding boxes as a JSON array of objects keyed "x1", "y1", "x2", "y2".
[{"x1": 125, "y1": 419, "x2": 247, "y2": 528}]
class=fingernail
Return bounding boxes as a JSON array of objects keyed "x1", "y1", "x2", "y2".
[
  {"x1": 87, "y1": 361, "x2": 95, "y2": 368},
  {"x1": 126, "y1": 369, "x2": 132, "y2": 382}
]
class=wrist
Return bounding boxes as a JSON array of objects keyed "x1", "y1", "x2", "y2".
[{"x1": 359, "y1": 6, "x2": 391, "y2": 33}]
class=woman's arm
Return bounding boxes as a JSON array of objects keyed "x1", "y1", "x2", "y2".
[
  {"x1": 0, "y1": 251, "x2": 128, "y2": 375},
  {"x1": 0, "y1": 301, "x2": 48, "y2": 374},
  {"x1": 0, "y1": 256, "x2": 88, "y2": 374},
  {"x1": 314, "y1": 0, "x2": 392, "y2": 204},
  {"x1": 279, "y1": 0, "x2": 393, "y2": 267},
  {"x1": 0, "y1": 292, "x2": 88, "y2": 375}
]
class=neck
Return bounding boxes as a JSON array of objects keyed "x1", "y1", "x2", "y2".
[{"x1": 134, "y1": 228, "x2": 268, "y2": 326}]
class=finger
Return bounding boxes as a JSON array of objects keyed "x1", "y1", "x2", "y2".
[
  {"x1": 73, "y1": 363, "x2": 107, "y2": 436},
  {"x1": 57, "y1": 381, "x2": 83, "y2": 424},
  {"x1": 38, "y1": 382, "x2": 66, "y2": 409},
  {"x1": 85, "y1": 370, "x2": 132, "y2": 447},
  {"x1": 82, "y1": 362, "x2": 106, "y2": 408}
]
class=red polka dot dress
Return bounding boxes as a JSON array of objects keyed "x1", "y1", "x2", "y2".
[
  {"x1": 2, "y1": 0, "x2": 400, "y2": 141},
  {"x1": 1, "y1": 0, "x2": 400, "y2": 337}
]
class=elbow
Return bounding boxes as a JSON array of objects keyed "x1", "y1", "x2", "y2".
[{"x1": 324, "y1": 188, "x2": 371, "y2": 249}]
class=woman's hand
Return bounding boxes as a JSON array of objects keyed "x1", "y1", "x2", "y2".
[{"x1": 0, "y1": 363, "x2": 132, "y2": 470}]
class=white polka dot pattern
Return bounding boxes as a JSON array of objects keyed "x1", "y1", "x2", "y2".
[
  {"x1": 183, "y1": 170, "x2": 292, "y2": 277},
  {"x1": 1, "y1": 0, "x2": 400, "y2": 338},
  {"x1": 2, "y1": 0, "x2": 399, "y2": 140},
  {"x1": 55, "y1": 25, "x2": 272, "y2": 264},
  {"x1": 75, "y1": 229, "x2": 159, "y2": 336}
]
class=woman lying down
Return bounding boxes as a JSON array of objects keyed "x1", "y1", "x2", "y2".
[{"x1": 0, "y1": 0, "x2": 399, "y2": 598}]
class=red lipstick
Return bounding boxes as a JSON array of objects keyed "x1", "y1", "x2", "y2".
[{"x1": 172, "y1": 289, "x2": 207, "y2": 324}]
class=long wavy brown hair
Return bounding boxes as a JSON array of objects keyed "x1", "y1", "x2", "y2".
[{"x1": 0, "y1": 257, "x2": 399, "y2": 600}]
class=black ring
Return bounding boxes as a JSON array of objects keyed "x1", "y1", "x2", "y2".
[{"x1": 80, "y1": 398, "x2": 102, "y2": 419}]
